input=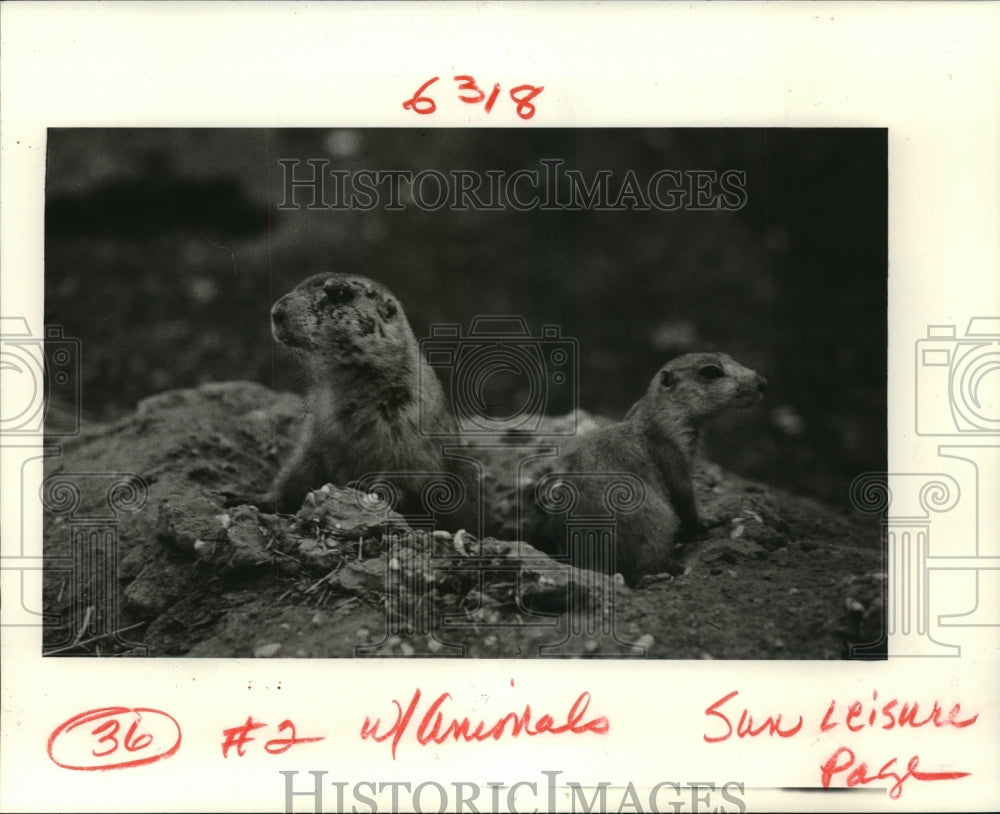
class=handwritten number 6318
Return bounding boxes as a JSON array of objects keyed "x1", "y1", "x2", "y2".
[{"x1": 403, "y1": 76, "x2": 544, "y2": 119}]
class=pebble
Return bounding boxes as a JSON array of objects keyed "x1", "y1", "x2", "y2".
[
  {"x1": 356, "y1": 628, "x2": 370, "y2": 640},
  {"x1": 253, "y1": 642, "x2": 281, "y2": 658},
  {"x1": 635, "y1": 634, "x2": 655, "y2": 649},
  {"x1": 400, "y1": 643, "x2": 415, "y2": 657}
]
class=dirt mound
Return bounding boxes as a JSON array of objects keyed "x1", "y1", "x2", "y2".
[{"x1": 42, "y1": 382, "x2": 884, "y2": 659}]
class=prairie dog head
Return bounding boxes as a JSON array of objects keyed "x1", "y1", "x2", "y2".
[
  {"x1": 645, "y1": 352, "x2": 767, "y2": 424},
  {"x1": 270, "y1": 273, "x2": 415, "y2": 381}
]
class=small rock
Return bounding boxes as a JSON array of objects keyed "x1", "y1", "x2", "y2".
[
  {"x1": 295, "y1": 486, "x2": 407, "y2": 538},
  {"x1": 636, "y1": 572, "x2": 674, "y2": 588},
  {"x1": 254, "y1": 642, "x2": 281, "y2": 658},
  {"x1": 635, "y1": 634, "x2": 655, "y2": 649},
  {"x1": 117, "y1": 546, "x2": 146, "y2": 582},
  {"x1": 335, "y1": 559, "x2": 388, "y2": 593},
  {"x1": 400, "y1": 643, "x2": 415, "y2": 657},
  {"x1": 156, "y1": 498, "x2": 228, "y2": 554}
]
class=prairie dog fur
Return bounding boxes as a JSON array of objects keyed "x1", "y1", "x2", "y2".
[
  {"x1": 532, "y1": 352, "x2": 766, "y2": 586},
  {"x1": 262, "y1": 273, "x2": 468, "y2": 520}
]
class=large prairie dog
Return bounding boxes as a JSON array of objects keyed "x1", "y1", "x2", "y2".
[
  {"x1": 259, "y1": 272, "x2": 471, "y2": 522},
  {"x1": 532, "y1": 352, "x2": 766, "y2": 586}
]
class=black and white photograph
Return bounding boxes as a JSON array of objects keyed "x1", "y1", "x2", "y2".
[
  {"x1": 40, "y1": 127, "x2": 887, "y2": 659},
  {"x1": 3, "y1": 4, "x2": 998, "y2": 813}
]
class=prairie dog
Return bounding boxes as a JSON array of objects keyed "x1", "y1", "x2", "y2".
[
  {"x1": 260, "y1": 273, "x2": 471, "y2": 522},
  {"x1": 532, "y1": 352, "x2": 766, "y2": 585}
]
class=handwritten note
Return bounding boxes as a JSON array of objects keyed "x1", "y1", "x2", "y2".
[
  {"x1": 403, "y1": 76, "x2": 544, "y2": 119},
  {"x1": 361, "y1": 686, "x2": 609, "y2": 760},
  {"x1": 703, "y1": 689, "x2": 978, "y2": 798}
]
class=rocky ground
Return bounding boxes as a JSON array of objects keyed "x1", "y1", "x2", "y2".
[{"x1": 42, "y1": 382, "x2": 885, "y2": 660}]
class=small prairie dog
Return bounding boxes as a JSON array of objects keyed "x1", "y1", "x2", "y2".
[{"x1": 532, "y1": 352, "x2": 766, "y2": 586}]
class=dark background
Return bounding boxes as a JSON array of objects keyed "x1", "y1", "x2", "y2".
[{"x1": 44, "y1": 128, "x2": 887, "y2": 508}]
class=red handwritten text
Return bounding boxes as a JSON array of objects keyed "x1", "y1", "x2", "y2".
[
  {"x1": 47, "y1": 707, "x2": 181, "y2": 771},
  {"x1": 820, "y1": 690, "x2": 979, "y2": 733},
  {"x1": 702, "y1": 690, "x2": 803, "y2": 743},
  {"x1": 221, "y1": 717, "x2": 324, "y2": 758},
  {"x1": 361, "y1": 688, "x2": 608, "y2": 759},
  {"x1": 702, "y1": 689, "x2": 978, "y2": 799},
  {"x1": 403, "y1": 76, "x2": 544, "y2": 120},
  {"x1": 820, "y1": 747, "x2": 970, "y2": 799}
]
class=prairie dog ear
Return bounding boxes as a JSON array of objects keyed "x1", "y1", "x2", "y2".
[{"x1": 660, "y1": 369, "x2": 676, "y2": 389}]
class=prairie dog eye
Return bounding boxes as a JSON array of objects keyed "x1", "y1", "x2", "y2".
[
  {"x1": 698, "y1": 364, "x2": 724, "y2": 381},
  {"x1": 323, "y1": 281, "x2": 355, "y2": 305},
  {"x1": 379, "y1": 299, "x2": 398, "y2": 320}
]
